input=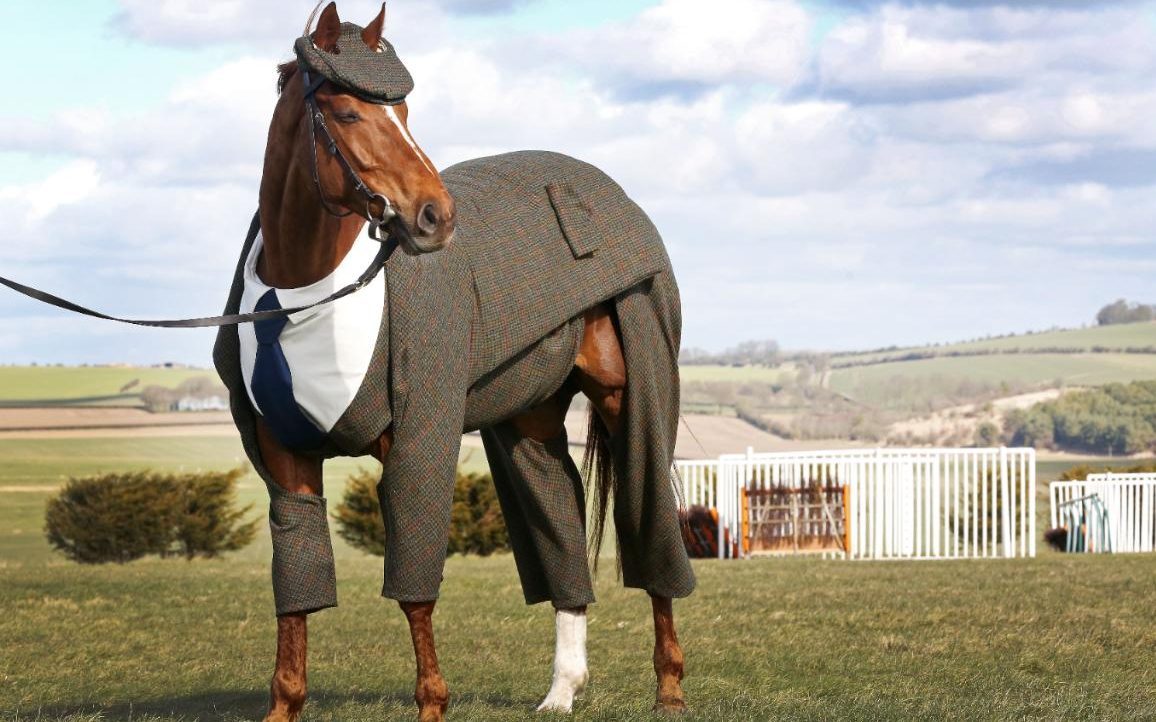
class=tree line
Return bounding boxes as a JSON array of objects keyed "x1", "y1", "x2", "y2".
[
  {"x1": 1097, "y1": 299, "x2": 1156, "y2": 326},
  {"x1": 1004, "y1": 381, "x2": 1156, "y2": 455}
]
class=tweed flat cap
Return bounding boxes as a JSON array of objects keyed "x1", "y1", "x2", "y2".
[{"x1": 294, "y1": 22, "x2": 413, "y2": 104}]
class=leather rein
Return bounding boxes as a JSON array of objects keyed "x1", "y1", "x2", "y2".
[{"x1": 0, "y1": 68, "x2": 402, "y2": 329}]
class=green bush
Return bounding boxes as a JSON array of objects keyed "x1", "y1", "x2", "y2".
[
  {"x1": 1004, "y1": 381, "x2": 1156, "y2": 455},
  {"x1": 974, "y1": 421, "x2": 1000, "y2": 447},
  {"x1": 331, "y1": 469, "x2": 386, "y2": 556},
  {"x1": 333, "y1": 468, "x2": 509, "y2": 557},
  {"x1": 172, "y1": 469, "x2": 260, "y2": 559},
  {"x1": 44, "y1": 468, "x2": 258, "y2": 564}
]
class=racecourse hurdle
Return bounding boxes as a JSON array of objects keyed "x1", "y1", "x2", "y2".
[
  {"x1": 674, "y1": 447, "x2": 1037, "y2": 560},
  {"x1": 1050, "y1": 474, "x2": 1156, "y2": 553}
]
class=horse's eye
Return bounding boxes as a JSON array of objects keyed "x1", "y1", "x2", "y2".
[{"x1": 334, "y1": 110, "x2": 361, "y2": 124}]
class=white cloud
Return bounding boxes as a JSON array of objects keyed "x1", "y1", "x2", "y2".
[
  {"x1": 516, "y1": 0, "x2": 811, "y2": 98},
  {"x1": 0, "y1": 161, "x2": 101, "y2": 224},
  {"x1": 4, "y1": 0, "x2": 1156, "y2": 363},
  {"x1": 817, "y1": 4, "x2": 1156, "y2": 102},
  {"x1": 111, "y1": 0, "x2": 469, "y2": 49}
]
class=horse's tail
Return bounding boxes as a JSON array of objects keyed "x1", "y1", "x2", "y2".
[
  {"x1": 583, "y1": 405, "x2": 616, "y2": 573},
  {"x1": 583, "y1": 267, "x2": 695, "y2": 602}
]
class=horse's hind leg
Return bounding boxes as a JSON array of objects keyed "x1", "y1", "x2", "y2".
[
  {"x1": 481, "y1": 392, "x2": 592, "y2": 713},
  {"x1": 575, "y1": 302, "x2": 688, "y2": 713},
  {"x1": 651, "y1": 596, "x2": 687, "y2": 713}
]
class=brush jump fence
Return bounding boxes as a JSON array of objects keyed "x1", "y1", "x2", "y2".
[
  {"x1": 674, "y1": 447, "x2": 1037, "y2": 561},
  {"x1": 1049, "y1": 474, "x2": 1156, "y2": 554}
]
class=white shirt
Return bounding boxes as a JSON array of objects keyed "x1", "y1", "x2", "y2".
[{"x1": 238, "y1": 231, "x2": 385, "y2": 433}]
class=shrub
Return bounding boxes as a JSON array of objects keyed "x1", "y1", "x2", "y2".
[
  {"x1": 45, "y1": 468, "x2": 257, "y2": 564},
  {"x1": 449, "y1": 471, "x2": 509, "y2": 556},
  {"x1": 333, "y1": 468, "x2": 510, "y2": 557},
  {"x1": 172, "y1": 469, "x2": 260, "y2": 559},
  {"x1": 331, "y1": 469, "x2": 386, "y2": 556},
  {"x1": 974, "y1": 421, "x2": 1001, "y2": 447}
]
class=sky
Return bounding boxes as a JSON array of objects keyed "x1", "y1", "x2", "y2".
[{"x1": 1, "y1": 0, "x2": 1155, "y2": 365}]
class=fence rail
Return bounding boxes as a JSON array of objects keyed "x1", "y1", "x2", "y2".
[
  {"x1": 674, "y1": 447, "x2": 1037, "y2": 560},
  {"x1": 1050, "y1": 474, "x2": 1156, "y2": 554}
]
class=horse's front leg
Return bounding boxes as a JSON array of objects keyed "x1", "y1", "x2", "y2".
[
  {"x1": 256, "y1": 420, "x2": 324, "y2": 722},
  {"x1": 401, "y1": 600, "x2": 450, "y2": 722},
  {"x1": 651, "y1": 595, "x2": 686, "y2": 713},
  {"x1": 266, "y1": 613, "x2": 308, "y2": 722}
]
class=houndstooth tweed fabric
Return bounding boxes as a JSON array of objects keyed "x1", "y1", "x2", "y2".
[
  {"x1": 214, "y1": 151, "x2": 695, "y2": 614},
  {"x1": 481, "y1": 422, "x2": 594, "y2": 609}
]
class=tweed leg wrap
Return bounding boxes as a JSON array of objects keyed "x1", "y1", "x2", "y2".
[
  {"x1": 482, "y1": 422, "x2": 595, "y2": 609},
  {"x1": 611, "y1": 271, "x2": 697, "y2": 599},
  {"x1": 268, "y1": 483, "x2": 338, "y2": 616}
]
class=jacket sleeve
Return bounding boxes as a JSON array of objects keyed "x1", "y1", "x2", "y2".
[{"x1": 377, "y1": 249, "x2": 473, "y2": 601}]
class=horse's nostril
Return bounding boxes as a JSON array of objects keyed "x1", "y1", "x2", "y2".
[{"x1": 416, "y1": 203, "x2": 439, "y2": 236}]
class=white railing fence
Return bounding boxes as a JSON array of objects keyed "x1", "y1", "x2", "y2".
[
  {"x1": 674, "y1": 447, "x2": 1037, "y2": 561},
  {"x1": 1049, "y1": 474, "x2": 1156, "y2": 554}
]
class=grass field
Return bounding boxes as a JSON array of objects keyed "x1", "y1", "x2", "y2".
[
  {"x1": 0, "y1": 366, "x2": 215, "y2": 405},
  {"x1": 835, "y1": 321, "x2": 1156, "y2": 366},
  {"x1": 829, "y1": 353, "x2": 1156, "y2": 407},
  {"x1": 4, "y1": 436, "x2": 1156, "y2": 720},
  {"x1": 678, "y1": 364, "x2": 795, "y2": 384}
]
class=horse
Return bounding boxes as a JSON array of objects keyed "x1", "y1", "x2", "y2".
[{"x1": 212, "y1": 4, "x2": 695, "y2": 720}]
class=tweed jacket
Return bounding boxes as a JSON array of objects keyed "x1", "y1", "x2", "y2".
[
  {"x1": 214, "y1": 150, "x2": 676, "y2": 602},
  {"x1": 216, "y1": 150, "x2": 667, "y2": 455}
]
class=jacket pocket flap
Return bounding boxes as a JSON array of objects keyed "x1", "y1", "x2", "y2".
[{"x1": 547, "y1": 182, "x2": 600, "y2": 258}]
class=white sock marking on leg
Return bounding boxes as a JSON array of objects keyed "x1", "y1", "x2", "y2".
[{"x1": 537, "y1": 608, "x2": 588, "y2": 714}]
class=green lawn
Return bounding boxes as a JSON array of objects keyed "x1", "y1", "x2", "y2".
[
  {"x1": 836, "y1": 322, "x2": 1156, "y2": 366},
  {"x1": 4, "y1": 437, "x2": 1156, "y2": 720},
  {"x1": 0, "y1": 366, "x2": 216, "y2": 404}
]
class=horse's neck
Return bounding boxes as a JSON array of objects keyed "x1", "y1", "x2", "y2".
[{"x1": 256, "y1": 160, "x2": 364, "y2": 289}]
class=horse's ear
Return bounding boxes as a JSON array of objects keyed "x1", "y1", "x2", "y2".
[
  {"x1": 314, "y1": 2, "x2": 342, "y2": 52},
  {"x1": 362, "y1": 3, "x2": 386, "y2": 50}
]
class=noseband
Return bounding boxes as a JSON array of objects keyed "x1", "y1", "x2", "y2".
[{"x1": 300, "y1": 66, "x2": 398, "y2": 243}]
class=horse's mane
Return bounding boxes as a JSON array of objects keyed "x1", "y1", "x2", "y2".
[{"x1": 277, "y1": 60, "x2": 298, "y2": 95}]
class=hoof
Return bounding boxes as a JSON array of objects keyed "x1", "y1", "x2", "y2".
[
  {"x1": 418, "y1": 705, "x2": 447, "y2": 722},
  {"x1": 653, "y1": 699, "x2": 687, "y2": 715}
]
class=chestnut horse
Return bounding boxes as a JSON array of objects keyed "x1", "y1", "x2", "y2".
[{"x1": 251, "y1": 4, "x2": 686, "y2": 721}]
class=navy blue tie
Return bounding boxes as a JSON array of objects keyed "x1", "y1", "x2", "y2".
[{"x1": 250, "y1": 289, "x2": 326, "y2": 450}]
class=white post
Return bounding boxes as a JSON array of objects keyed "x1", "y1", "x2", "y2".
[{"x1": 1000, "y1": 447, "x2": 1012, "y2": 558}]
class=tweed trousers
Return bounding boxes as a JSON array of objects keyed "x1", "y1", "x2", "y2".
[
  {"x1": 482, "y1": 422, "x2": 594, "y2": 609},
  {"x1": 214, "y1": 151, "x2": 696, "y2": 615}
]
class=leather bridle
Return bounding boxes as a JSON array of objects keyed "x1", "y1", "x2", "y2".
[{"x1": 300, "y1": 65, "x2": 399, "y2": 244}]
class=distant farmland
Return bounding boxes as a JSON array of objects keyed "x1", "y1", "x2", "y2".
[
  {"x1": 828, "y1": 353, "x2": 1156, "y2": 407},
  {"x1": 834, "y1": 320, "x2": 1156, "y2": 366},
  {"x1": 0, "y1": 366, "x2": 215, "y2": 406}
]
